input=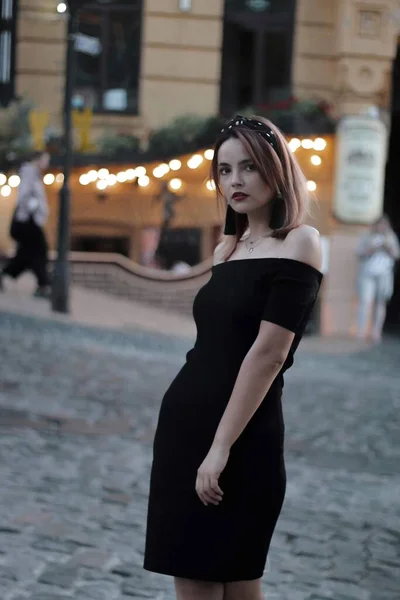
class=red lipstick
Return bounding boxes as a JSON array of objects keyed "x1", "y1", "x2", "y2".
[{"x1": 232, "y1": 193, "x2": 249, "y2": 202}]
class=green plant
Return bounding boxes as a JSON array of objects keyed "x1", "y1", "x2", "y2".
[
  {"x1": 148, "y1": 114, "x2": 225, "y2": 156},
  {"x1": 251, "y1": 96, "x2": 336, "y2": 134},
  {"x1": 97, "y1": 131, "x2": 140, "y2": 156},
  {"x1": 0, "y1": 98, "x2": 34, "y2": 168}
]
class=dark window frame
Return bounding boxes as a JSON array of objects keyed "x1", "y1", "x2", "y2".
[
  {"x1": 220, "y1": 0, "x2": 297, "y2": 116},
  {"x1": 75, "y1": 0, "x2": 143, "y2": 115},
  {"x1": 0, "y1": 0, "x2": 18, "y2": 108}
]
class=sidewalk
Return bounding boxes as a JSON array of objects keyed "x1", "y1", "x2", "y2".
[
  {"x1": 0, "y1": 273, "x2": 369, "y2": 355},
  {"x1": 0, "y1": 288, "x2": 399, "y2": 600},
  {"x1": 0, "y1": 273, "x2": 196, "y2": 339}
]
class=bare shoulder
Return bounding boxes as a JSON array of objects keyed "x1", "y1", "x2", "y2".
[
  {"x1": 281, "y1": 225, "x2": 322, "y2": 271},
  {"x1": 213, "y1": 241, "x2": 225, "y2": 266}
]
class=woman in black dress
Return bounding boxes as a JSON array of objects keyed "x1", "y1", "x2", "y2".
[{"x1": 144, "y1": 116, "x2": 323, "y2": 600}]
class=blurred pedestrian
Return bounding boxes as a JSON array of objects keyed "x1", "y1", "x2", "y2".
[
  {"x1": 144, "y1": 115, "x2": 323, "y2": 600},
  {"x1": 0, "y1": 151, "x2": 51, "y2": 299},
  {"x1": 356, "y1": 215, "x2": 400, "y2": 342}
]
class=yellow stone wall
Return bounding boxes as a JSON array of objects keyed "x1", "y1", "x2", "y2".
[
  {"x1": 13, "y1": 1, "x2": 400, "y2": 134},
  {"x1": 292, "y1": 0, "x2": 337, "y2": 107},
  {"x1": 140, "y1": 0, "x2": 225, "y2": 128},
  {"x1": 14, "y1": 0, "x2": 224, "y2": 138},
  {"x1": 293, "y1": 0, "x2": 398, "y2": 116},
  {"x1": 17, "y1": 0, "x2": 66, "y2": 123}
]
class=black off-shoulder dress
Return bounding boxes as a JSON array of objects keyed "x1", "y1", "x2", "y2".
[{"x1": 144, "y1": 258, "x2": 323, "y2": 583}]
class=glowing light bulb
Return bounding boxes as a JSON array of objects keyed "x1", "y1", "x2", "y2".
[
  {"x1": 311, "y1": 155, "x2": 322, "y2": 166},
  {"x1": 301, "y1": 139, "x2": 314, "y2": 150},
  {"x1": 88, "y1": 169, "x2": 98, "y2": 182},
  {"x1": 96, "y1": 180, "x2": 108, "y2": 191},
  {"x1": 57, "y1": 2, "x2": 67, "y2": 14},
  {"x1": 313, "y1": 137, "x2": 327, "y2": 151},
  {"x1": 8, "y1": 175, "x2": 20, "y2": 188},
  {"x1": 188, "y1": 154, "x2": 204, "y2": 169},
  {"x1": 153, "y1": 163, "x2": 170, "y2": 178},
  {"x1": 79, "y1": 174, "x2": 90, "y2": 186},
  {"x1": 56, "y1": 173, "x2": 64, "y2": 183},
  {"x1": 98, "y1": 168, "x2": 109, "y2": 179},
  {"x1": 1, "y1": 185, "x2": 11, "y2": 197},
  {"x1": 0, "y1": 173, "x2": 7, "y2": 185},
  {"x1": 138, "y1": 175, "x2": 150, "y2": 187},
  {"x1": 169, "y1": 159, "x2": 182, "y2": 171},
  {"x1": 116, "y1": 171, "x2": 128, "y2": 183},
  {"x1": 107, "y1": 174, "x2": 117, "y2": 186},
  {"x1": 204, "y1": 149, "x2": 214, "y2": 160},
  {"x1": 126, "y1": 168, "x2": 136, "y2": 180},
  {"x1": 169, "y1": 178, "x2": 182, "y2": 191},
  {"x1": 135, "y1": 166, "x2": 146, "y2": 177},
  {"x1": 307, "y1": 180, "x2": 317, "y2": 192},
  {"x1": 206, "y1": 179, "x2": 216, "y2": 191},
  {"x1": 43, "y1": 173, "x2": 55, "y2": 185},
  {"x1": 153, "y1": 166, "x2": 164, "y2": 179},
  {"x1": 288, "y1": 138, "x2": 301, "y2": 152}
]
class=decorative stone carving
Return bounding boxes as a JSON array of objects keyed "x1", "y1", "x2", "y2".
[
  {"x1": 358, "y1": 9, "x2": 383, "y2": 39},
  {"x1": 336, "y1": 58, "x2": 387, "y2": 95}
]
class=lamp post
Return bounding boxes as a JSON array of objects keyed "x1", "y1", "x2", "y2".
[{"x1": 52, "y1": 1, "x2": 82, "y2": 313}]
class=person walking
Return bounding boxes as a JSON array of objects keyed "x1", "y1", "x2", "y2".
[
  {"x1": 356, "y1": 215, "x2": 400, "y2": 343},
  {"x1": 0, "y1": 151, "x2": 51, "y2": 298},
  {"x1": 144, "y1": 115, "x2": 323, "y2": 600}
]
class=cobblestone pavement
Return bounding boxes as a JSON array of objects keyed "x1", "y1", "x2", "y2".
[{"x1": 0, "y1": 311, "x2": 399, "y2": 600}]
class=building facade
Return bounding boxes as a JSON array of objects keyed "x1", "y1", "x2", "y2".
[
  {"x1": 1, "y1": 0, "x2": 400, "y2": 334},
  {"x1": 8, "y1": 1, "x2": 398, "y2": 135}
]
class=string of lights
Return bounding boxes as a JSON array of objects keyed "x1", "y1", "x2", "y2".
[{"x1": 0, "y1": 137, "x2": 328, "y2": 198}]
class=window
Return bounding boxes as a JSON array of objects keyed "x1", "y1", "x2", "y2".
[
  {"x1": 220, "y1": 0, "x2": 295, "y2": 115},
  {"x1": 0, "y1": 0, "x2": 18, "y2": 108},
  {"x1": 74, "y1": 0, "x2": 142, "y2": 114}
]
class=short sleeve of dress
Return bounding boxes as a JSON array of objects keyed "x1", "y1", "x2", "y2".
[{"x1": 261, "y1": 260, "x2": 323, "y2": 334}]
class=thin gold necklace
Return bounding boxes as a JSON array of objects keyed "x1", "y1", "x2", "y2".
[{"x1": 244, "y1": 231, "x2": 273, "y2": 254}]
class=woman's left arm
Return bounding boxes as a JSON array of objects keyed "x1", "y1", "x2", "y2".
[
  {"x1": 196, "y1": 228, "x2": 322, "y2": 506},
  {"x1": 385, "y1": 233, "x2": 400, "y2": 260}
]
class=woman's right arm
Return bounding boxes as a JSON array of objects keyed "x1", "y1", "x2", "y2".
[
  {"x1": 384, "y1": 233, "x2": 400, "y2": 260},
  {"x1": 17, "y1": 164, "x2": 35, "y2": 205},
  {"x1": 356, "y1": 233, "x2": 375, "y2": 258}
]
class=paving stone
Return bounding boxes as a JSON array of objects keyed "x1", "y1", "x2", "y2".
[
  {"x1": 37, "y1": 565, "x2": 79, "y2": 588},
  {"x1": 121, "y1": 583, "x2": 159, "y2": 598},
  {"x1": 0, "y1": 566, "x2": 17, "y2": 581},
  {"x1": 30, "y1": 595, "x2": 73, "y2": 600},
  {"x1": 34, "y1": 523, "x2": 104, "y2": 548},
  {"x1": 31, "y1": 539, "x2": 82, "y2": 554},
  {"x1": 112, "y1": 563, "x2": 139, "y2": 578},
  {"x1": 0, "y1": 312, "x2": 399, "y2": 599},
  {"x1": 102, "y1": 492, "x2": 132, "y2": 505},
  {"x1": 74, "y1": 581, "x2": 120, "y2": 599},
  {"x1": 0, "y1": 524, "x2": 21, "y2": 534},
  {"x1": 67, "y1": 549, "x2": 120, "y2": 570},
  {"x1": 79, "y1": 566, "x2": 122, "y2": 583}
]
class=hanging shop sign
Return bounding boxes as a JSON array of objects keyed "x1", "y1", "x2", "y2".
[{"x1": 333, "y1": 116, "x2": 388, "y2": 224}]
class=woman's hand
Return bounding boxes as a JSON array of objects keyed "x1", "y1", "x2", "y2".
[{"x1": 196, "y1": 443, "x2": 229, "y2": 506}]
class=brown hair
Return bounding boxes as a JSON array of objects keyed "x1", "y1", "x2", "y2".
[{"x1": 211, "y1": 116, "x2": 309, "y2": 261}]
